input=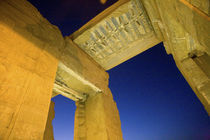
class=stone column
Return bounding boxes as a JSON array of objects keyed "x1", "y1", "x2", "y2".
[
  {"x1": 0, "y1": 0, "x2": 62, "y2": 139},
  {"x1": 74, "y1": 89, "x2": 123, "y2": 140},
  {"x1": 74, "y1": 102, "x2": 87, "y2": 140},
  {"x1": 0, "y1": 43, "x2": 58, "y2": 139},
  {"x1": 0, "y1": 23, "x2": 58, "y2": 139},
  {"x1": 43, "y1": 101, "x2": 55, "y2": 140}
]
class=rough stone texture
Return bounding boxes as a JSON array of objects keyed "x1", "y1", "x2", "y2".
[
  {"x1": 181, "y1": 58, "x2": 210, "y2": 113},
  {"x1": 74, "y1": 89, "x2": 123, "y2": 140},
  {"x1": 43, "y1": 102, "x2": 55, "y2": 140},
  {"x1": 0, "y1": 0, "x2": 61, "y2": 139},
  {"x1": 1, "y1": 0, "x2": 209, "y2": 139},
  {"x1": 143, "y1": 0, "x2": 210, "y2": 114},
  {"x1": 0, "y1": 0, "x2": 123, "y2": 139},
  {"x1": 74, "y1": 102, "x2": 87, "y2": 140},
  {"x1": 190, "y1": 0, "x2": 210, "y2": 16},
  {"x1": 0, "y1": 0, "x2": 110, "y2": 98},
  {"x1": 71, "y1": 0, "x2": 161, "y2": 70},
  {"x1": 74, "y1": 67, "x2": 123, "y2": 140},
  {"x1": 1, "y1": 0, "x2": 109, "y2": 100},
  {"x1": 71, "y1": 0, "x2": 210, "y2": 115},
  {"x1": 55, "y1": 37, "x2": 109, "y2": 96}
]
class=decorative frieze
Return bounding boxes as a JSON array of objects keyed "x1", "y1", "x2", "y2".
[{"x1": 73, "y1": 0, "x2": 156, "y2": 69}]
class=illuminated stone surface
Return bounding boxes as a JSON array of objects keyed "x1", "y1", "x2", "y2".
[
  {"x1": 72, "y1": 0, "x2": 160, "y2": 70},
  {"x1": 0, "y1": 0, "x2": 209, "y2": 139},
  {"x1": 142, "y1": 0, "x2": 210, "y2": 114},
  {"x1": 0, "y1": 0, "x2": 121, "y2": 139},
  {"x1": 43, "y1": 102, "x2": 55, "y2": 140},
  {"x1": 72, "y1": 0, "x2": 210, "y2": 115},
  {"x1": 0, "y1": 0, "x2": 59, "y2": 139}
]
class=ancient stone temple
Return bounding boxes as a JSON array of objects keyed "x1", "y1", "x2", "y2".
[{"x1": 0, "y1": 0, "x2": 209, "y2": 139}]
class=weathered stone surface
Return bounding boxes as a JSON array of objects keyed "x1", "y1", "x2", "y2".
[
  {"x1": 43, "y1": 102, "x2": 55, "y2": 140},
  {"x1": 146, "y1": 0, "x2": 210, "y2": 114},
  {"x1": 155, "y1": 0, "x2": 209, "y2": 56},
  {"x1": 71, "y1": 0, "x2": 161, "y2": 70},
  {"x1": 70, "y1": 0, "x2": 210, "y2": 115},
  {"x1": 180, "y1": 58, "x2": 210, "y2": 113},
  {"x1": 0, "y1": 0, "x2": 60, "y2": 139},
  {"x1": 56, "y1": 37, "x2": 109, "y2": 96},
  {"x1": 0, "y1": 0, "x2": 123, "y2": 139},
  {"x1": 1, "y1": 0, "x2": 209, "y2": 139},
  {"x1": 0, "y1": 0, "x2": 109, "y2": 100},
  {"x1": 190, "y1": 0, "x2": 210, "y2": 16},
  {"x1": 141, "y1": 0, "x2": 164, "y2": 41},
  {"x1": 74, "y1": 102, "x2": 87, "y2": 139},
  {"x1": 74, "y1": 89, "x2": 123, "y2": 140}
]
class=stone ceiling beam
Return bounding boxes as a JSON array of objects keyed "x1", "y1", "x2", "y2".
[
  {"x1": 55, "y1": 37, "x2": 109, "y2": 98},
  {"x1": 70, "y1": 0, "x2": 162, "y2": 70},
  {"x1": 70, "y1": 0, "x2": 131, "y2": 40},
  {"x1": 53, "y1": 82, "x2": 86, "y2": 102}
]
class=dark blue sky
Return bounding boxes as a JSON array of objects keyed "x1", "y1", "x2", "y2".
[
  {"x1": 28, "y1": 0, "x2": 210, "y2": 139},
  {"x1": 108, "y1": 43, "x2": 210, "y2": 140}
]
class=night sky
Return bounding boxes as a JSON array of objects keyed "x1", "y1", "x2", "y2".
[{"x1": 28, "y1": 0, "x2": 210, "y2": 139}]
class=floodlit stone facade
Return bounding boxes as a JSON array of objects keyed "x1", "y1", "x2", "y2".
[{"x1": 0, "y1": 0, "x2": 209, "y2": 139}]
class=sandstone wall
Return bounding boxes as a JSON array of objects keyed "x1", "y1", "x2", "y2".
[
  {"x1": 0, "y1": 0, "x2": 122, "y2": 139},
  {"x1": 43, "y1": 102, "x2": 55, "y2": 140},
  {"x1": 142, "y1": 0, "x2": 210, "y2": 114},
  {"x1": 74, "y1": 89, "x2": 123, "y2": 140},
  {"x1": 0, "y1": 0, "x2": 61, "y2": 139}
]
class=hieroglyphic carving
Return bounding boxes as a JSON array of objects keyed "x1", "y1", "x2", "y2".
[{"x1": 73, "y1": 0, "x2": 156, "y2": 69}]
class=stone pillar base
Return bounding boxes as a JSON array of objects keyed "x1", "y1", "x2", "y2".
[{"x1": 74, "y1": 90, "x2": 123, "y2": 140}]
